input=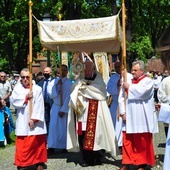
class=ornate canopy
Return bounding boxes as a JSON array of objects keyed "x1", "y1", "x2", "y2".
[{"x1": 37, "y1": 14, "x2": 122, "y2": 52}]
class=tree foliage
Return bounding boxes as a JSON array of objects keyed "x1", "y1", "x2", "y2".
[
  {"x1": 0, "y1": 0, "x2": 170, "y2": 73},
  {"x1": 128, "y1": 0, "x2": 170, "y2": 62},
  {"x1": 127, "y1": 36, "x2": 153, "y2": 62}
]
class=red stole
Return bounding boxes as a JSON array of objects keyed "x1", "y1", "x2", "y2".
[
  {"x1": 132, "y1": 74, "x2": 146, "y2": 84},
  {"x1": 83, "y1": 99, "x2": 98, "y2": 150},
  {"x1": 23, "y1": 85, "x2": 30, "y2": 104}
]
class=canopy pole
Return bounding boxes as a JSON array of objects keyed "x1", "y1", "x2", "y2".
[
  {"x1": 122, "y1": 0, "x2": 127, "y2": 82},
  {"x1": 57, "y1": 10, "x2": 63, "y2": 107},
  {"x1": 28, "y1": 0, "x2": 33, "y2": 116},
  {"x1": 59, "y1": 50, "x2": 63, "y2": 107}
]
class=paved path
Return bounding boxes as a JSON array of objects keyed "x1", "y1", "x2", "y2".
[{"x1": 0, "y1": 113, "x2": 166, "y2": 170}]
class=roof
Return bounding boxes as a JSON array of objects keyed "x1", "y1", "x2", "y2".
[{"x1": 146, "y1": 58, "x2": 164, "y2": 73}]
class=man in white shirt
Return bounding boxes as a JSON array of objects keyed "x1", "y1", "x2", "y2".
[
  {"x1": 0, "y1": 71, "x2": 12, "y2": 108},
  {"x1": 37, "y1": 67, "x2": 54, "y2": 135}
]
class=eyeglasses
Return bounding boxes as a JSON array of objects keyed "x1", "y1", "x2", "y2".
[
  {"x1": 21, "y1": 76, "x2": 30, "y2": 79},
  {"x1": 0, "y1": 76, "x2": 5, "y2": 78}
]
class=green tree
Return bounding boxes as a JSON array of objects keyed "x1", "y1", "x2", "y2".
[
  {"x1": 127, "y1": 0, "x2": 170, "y2": 63},
  {"x1": 0, "y1": 0, "x2": 170, "y2": 73}
]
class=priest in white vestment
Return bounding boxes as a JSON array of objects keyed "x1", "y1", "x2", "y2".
[
  {"x1": 10, "y1": 68, "x2": 47, "y2": 170},
  {"x1": 47, "y1": 64, "x2": 72, "y2": 154},
  {"x1": 67, "y1": 60, "x2": 119, "y2": 167}
]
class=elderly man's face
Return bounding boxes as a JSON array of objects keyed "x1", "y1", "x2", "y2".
[
  {"x1": 131, "y1": 63, "x2": 144, "y2": 79},
  {"x1": 84, "y1": 62, "x2": 94, "y2": 79},
  {"x1": 0, "y1": 73, "x2": 6, "y2": 82},
  {"x1": 21, "y1": 71, "x2": 30, "y2": 87}
]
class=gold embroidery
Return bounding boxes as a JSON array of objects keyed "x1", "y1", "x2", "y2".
[{"x1": 84, "y1": 99, "x2": 98, "y2": 150}]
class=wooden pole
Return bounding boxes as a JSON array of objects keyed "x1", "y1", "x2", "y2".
[
  {"x1": 59, "y1": 51, "x2": 63, "y2": 107},
  {"x1": 28, "y1": 0, "x2": 33, "y2": 116},
  {"x1": 58, "y1": 10, "x2": 63, "y2": 107},
  {"x1": 122, "y1": 0, "x2": 127, "y2": 82}
]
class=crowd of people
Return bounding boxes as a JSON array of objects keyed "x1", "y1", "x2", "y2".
[{"x1": 0, "y1": 26, "x2": 170, "y2": 170}]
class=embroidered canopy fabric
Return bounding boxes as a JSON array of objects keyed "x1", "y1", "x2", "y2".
[{"x1": 37, "y1": 14, "x2": 122, "y2": 52}]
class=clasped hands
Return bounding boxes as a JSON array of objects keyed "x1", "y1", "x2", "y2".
[{"x1": 58, "y1": 111, "x2": 65, "y2": 118}]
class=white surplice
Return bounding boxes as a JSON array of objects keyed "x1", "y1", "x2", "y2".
[
  {"x1": 10, "y1": 83, "x2": 47, "y2": 136},
  {"x1": 47, "y1": 77, "x2": 72, "y2": 149},
  {"x1": 119, "y1": 75, "x2": 158, "y2": 134},
  {"x1": 67, "y1": 72, "x2": 119, "y2": 156},
  {"x1": 157, "y1": 76, "x2": 170, "y2": 170}
]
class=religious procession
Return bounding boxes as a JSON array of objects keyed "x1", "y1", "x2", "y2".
[{"x1": 0, "y1": 1, "x2": 170, "y2": 170}]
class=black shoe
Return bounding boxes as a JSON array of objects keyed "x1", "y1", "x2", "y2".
[
  {"x1": 119, "y1": 164, "x2": 129, "y2": 170},
  {"x1": 36, "y1": 162, "x2": 45, "y2": 170},
  {"x1": 80, "y1": 162, "x2": 89, "y2": 167},
  {"x1": 17, "y1": 165, "x2": 37, "y2": 170},
  {"x1": 61, "y1": 149, "x2": 67, "y2": 153},
  {"x1": 87, "y1": 160, "x2": 95, "y2": 166},
  {"x1": 136, "y1": 164, "x2": 147, "y2": 170},
  {"x1": 47, "y1": 148, "x2": 55, "y2": 156},
  {"x1": 94, "y1": 159, "x2": 103, "y2": 165}
]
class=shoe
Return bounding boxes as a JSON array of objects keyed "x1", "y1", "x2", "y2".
[
  {"x1": 136, "y1": 164, "x2": 146, "y2": 170},
  {"x1": 119, "y1": 165, "x2": 129, "y2": 170},
  {"x1": 80, "y1": 162, "x2": 89, "y2": 167},
  {"x1": 94, "y1": 159, "x2": 103, "y2": 165},
  {"x1": 61, "y1": 149, "x2": 67, "y2": 153},
  {"x1": 47, "y1": 148, "x2": 55, "y2": 155},
  {"x1": 17, "y1": 165, "x2": 37, "y2": 170},
  {"x1": 36, "y1": 163, "x2": 44, "y2": 170},
  {"x1": 36, "y1": 165, "x2": 43, "y2": 170}
]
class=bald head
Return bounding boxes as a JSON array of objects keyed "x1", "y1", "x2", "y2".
[
  {"x1": 44, "y1": 67, "x2": 52, "y2": 74},
  {"x1": 43, "y1": 67, "x2": 52, "y2": 79}
]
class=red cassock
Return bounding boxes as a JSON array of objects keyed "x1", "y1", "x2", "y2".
[
  {"x1": 122, "y1": 132, "x2": 155, "y2": 166},
  {"x1": 15, "y1": 134, "x2": 47, "y2": 167}
]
